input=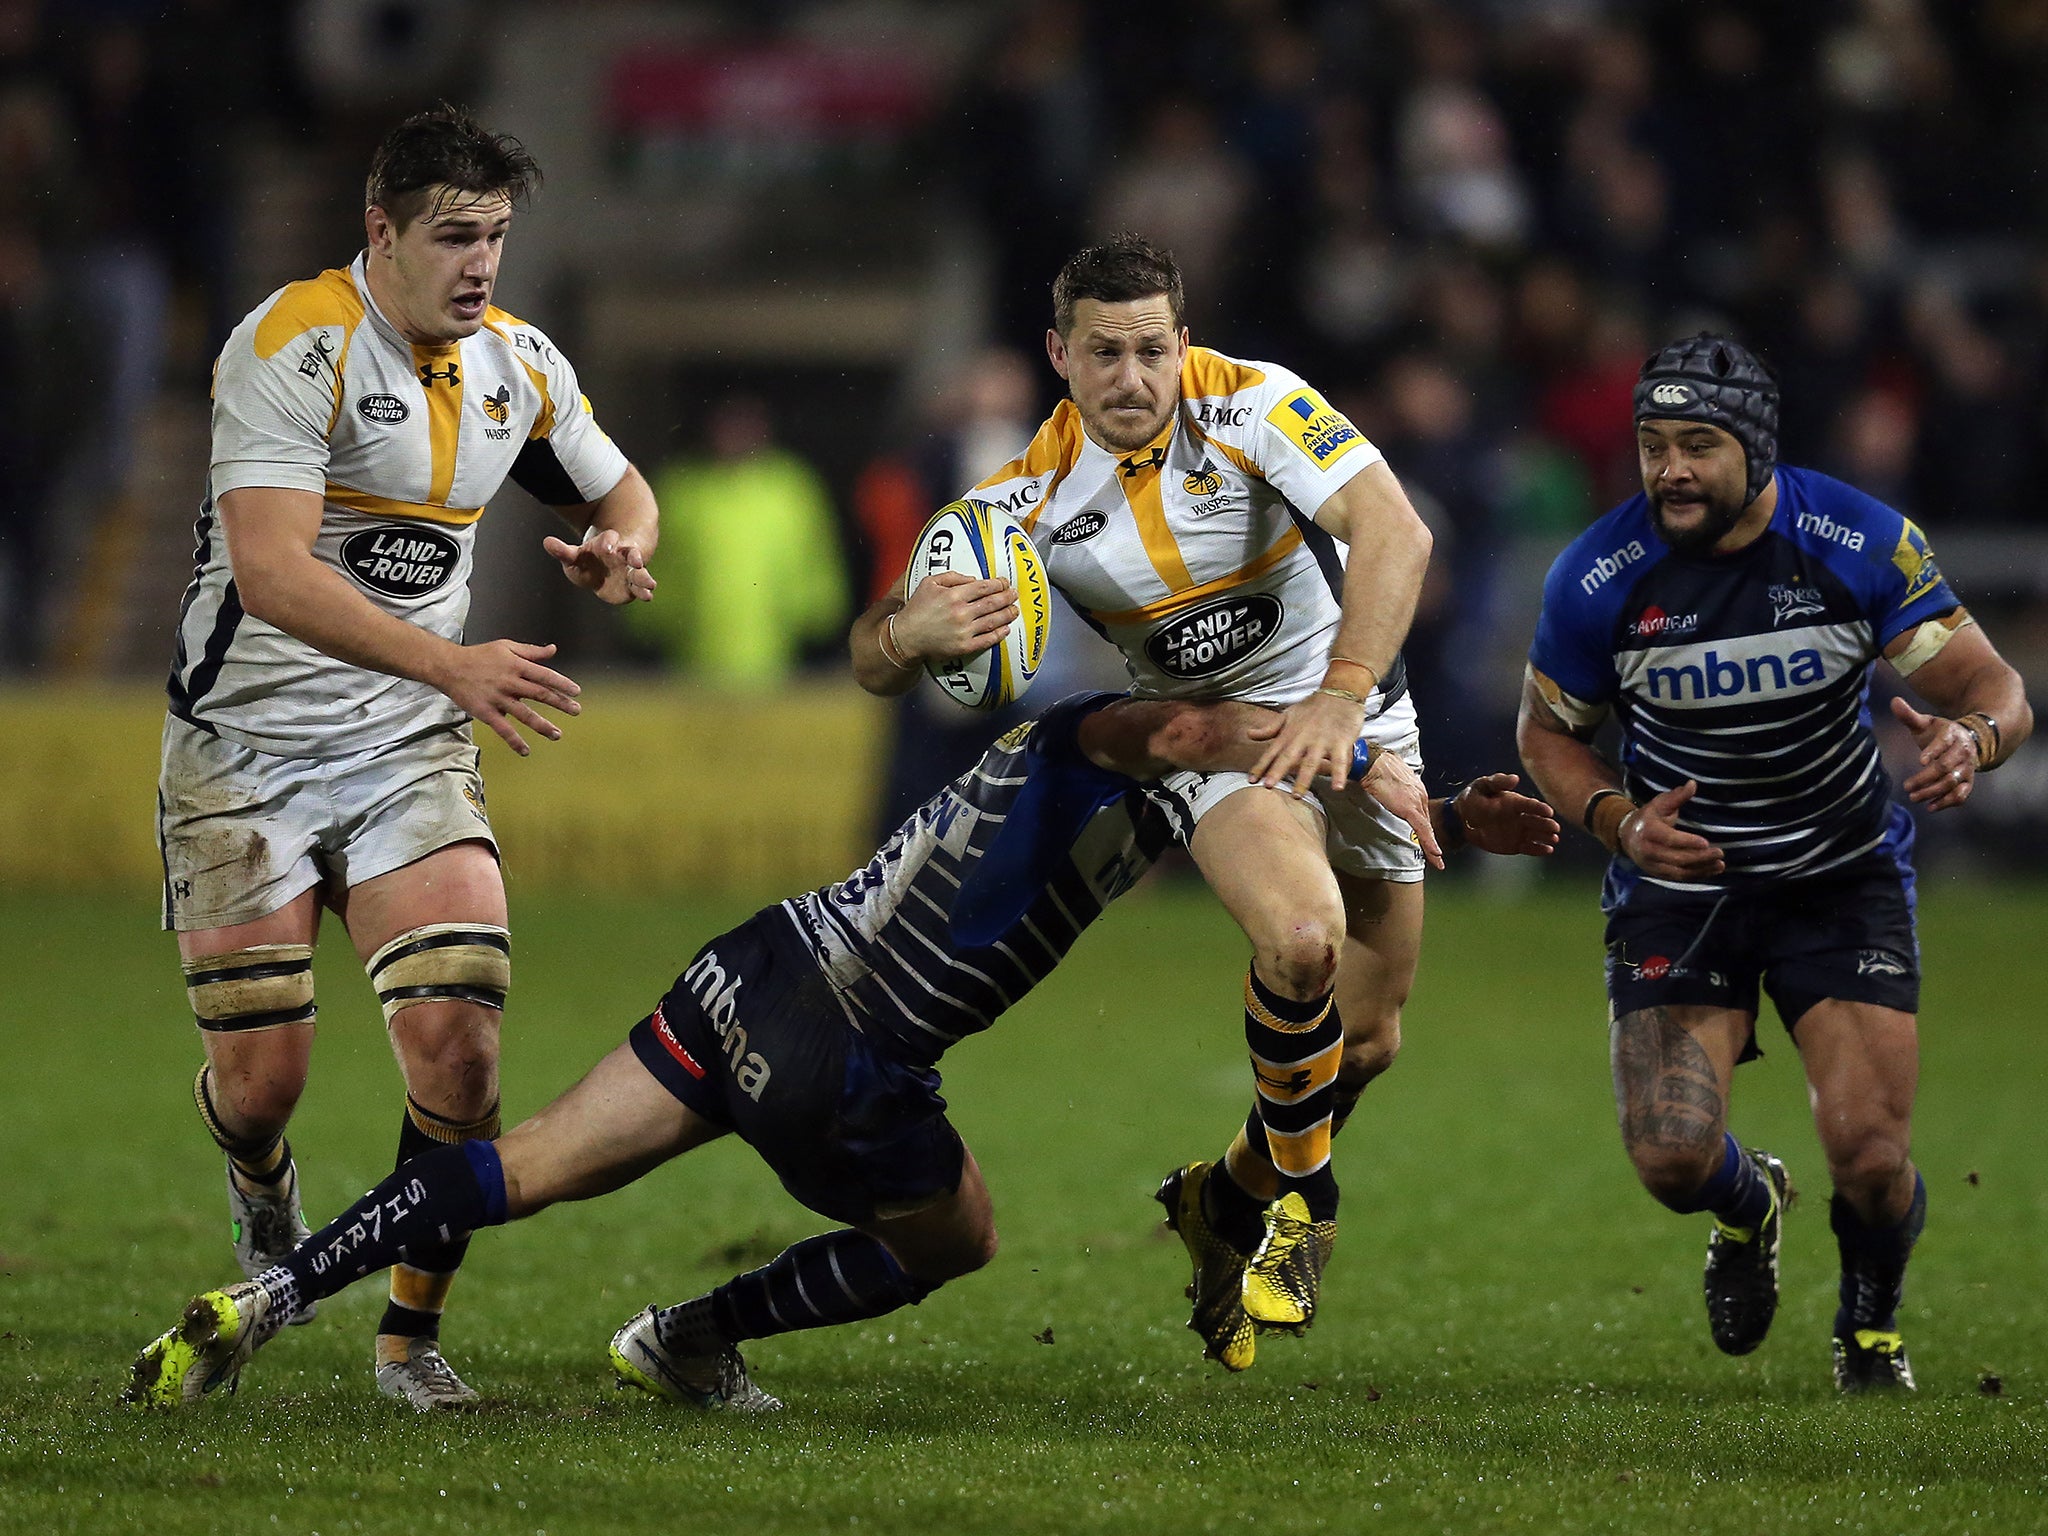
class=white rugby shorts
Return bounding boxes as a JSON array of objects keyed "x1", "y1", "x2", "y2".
[
  {"x1": 157, "y1": 714, "x2": 498, "y2": 931},
  {"x1": 1145, "y1": 692, "x2": 1427, "y2": 882}
]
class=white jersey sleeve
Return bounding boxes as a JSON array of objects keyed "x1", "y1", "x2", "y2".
[
  {"x1": 210, "y1": 280, "x2": 353, "y2": 498},
  {"x1": 492, "y1": 315, "x2": 630, "y2": 506},
  {"x1": 1204, "y1": 360, "x2": 1383, "y2": 522}
]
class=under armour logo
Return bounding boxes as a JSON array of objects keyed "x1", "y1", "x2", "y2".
[
  {"x1": 419, "y1": 362, "x2": 461, "y2": 387},
  {"x1": 1119, "y1": 447, "x2": 1166, "y2": 476},
  {"x1": 174, "y1": 878, "x2": 192, "y2": 900},
  {"x1": 1254, "y1": 1065, "x2": 1314, "y2": 1099}
]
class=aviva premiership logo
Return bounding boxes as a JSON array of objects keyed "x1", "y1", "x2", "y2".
[{"x1": 1266, "y1": 388, "x2": 1365, "y2": 468}]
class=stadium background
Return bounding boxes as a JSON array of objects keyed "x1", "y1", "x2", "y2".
[{"x1": 2, "y1": 3, "x2": 2046, "y2": 1533}]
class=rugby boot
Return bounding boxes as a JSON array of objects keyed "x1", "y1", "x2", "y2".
[
  {"x1": 1241, "y1": 1192, "x2": 1337, "y2": 1334},
  {"x1": 1832, "y1": 1329, "x2": 1917, "y2": 1393},
  {"x1": 227, "y1": 1156, "x2": 316, "y2": 1325},
  {"x1": 124, "y1": 1281, "x2": 286, "y2": 1408},
  {"x1": 1154, "y1": 1162, "x2": 1256, "y2": 1372},
  {"x1": 375, "y1": 1337, "x2": 481, "y2": 1411},
  {"x1": 1703, "y1": 1148, "x2": 1791, "y2": 1355},
  {"x1": 610, "y1": 1303, "x2": 782, "y2": 1412}
]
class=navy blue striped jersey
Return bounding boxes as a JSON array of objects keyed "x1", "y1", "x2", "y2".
[
  {"x1": 781, "y1": 696, "x2": 1174, "y2": 1065},
  {"x1": 1529, "y1": 466, "x2": 1960, "y2": 905}
]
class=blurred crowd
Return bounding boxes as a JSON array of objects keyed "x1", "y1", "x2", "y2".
[
  {"x1": 0, "y1": 0, "x2": 297, "y2": 671},
  {"x1": 2, "y1": 0, "x2": 2044, "y2": 713}
]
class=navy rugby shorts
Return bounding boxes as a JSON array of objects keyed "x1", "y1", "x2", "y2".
[
  {"x1": 627, "y1": 908, "x2": 965, "y2": 1226},
  {"x1": 1604, "y1": 854, "x2": 1919, "y2": 1056}
]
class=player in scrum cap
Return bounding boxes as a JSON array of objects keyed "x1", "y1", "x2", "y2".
[
  {"x1": 158, "y1": 104, "x2": 658, "y2": 1408},
  {"x1": 1519, "y1": 334, "x2": 2031, "y2": 1389},
  {"x1": 851, "y1": 235, "x2": 1446, "y2": 1371}
]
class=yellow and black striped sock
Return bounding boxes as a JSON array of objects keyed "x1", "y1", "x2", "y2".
[{"x1": 1239, "y1": 967, "x2": 1342, "y2": 1221}]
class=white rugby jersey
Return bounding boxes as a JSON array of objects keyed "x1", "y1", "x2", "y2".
[
  {"x1": 967, "y1": 348, "x2": 1398, "y2": 708},
  {"x1": 168, "y1": 253, "x2": 630, "y2": 758}
]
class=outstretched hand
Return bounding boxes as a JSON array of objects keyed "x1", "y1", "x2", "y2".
[
  {"x1": 543, "y1": 527, "x2": 657, "y2": 605},
  {"x1": 1453, "y1": 773, "x2": 1559, "y2": 857},
  {"x1": 1891, "y1": 695, "x2": 1978, "y2": 811},
  {"x1": 435, "y1": 639, "x2": 581, "y2": 757},
  {"x1": 1617, "y1": 780, "x2": 1724, "y2": 879}
]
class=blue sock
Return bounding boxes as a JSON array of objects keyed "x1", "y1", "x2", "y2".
[
  {"x1": 1704, "y1": 1134, "x2": 1774, "y2": 1229},
  {"x1": 255, "y1": 1141, "x2": 507, "y2": 1316},
  {"x1": 710, "y1": 1231, "x2": 937, "y2": 1342},
  {"x1": 1667, "y1": 1134, "x2": 1772, "y2": 1228},
  {"x1": 1832, "y1": 1172, "x2": 1926, "y2": 1335}
]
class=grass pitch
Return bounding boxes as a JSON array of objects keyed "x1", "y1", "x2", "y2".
[{"x1": 2, "y1": 879, "x2": 2044, "y2": 1534}]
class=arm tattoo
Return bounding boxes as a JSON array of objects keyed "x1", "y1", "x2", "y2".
[{"x1": 1611, "y1": 1006, "x2": 1726, "y2": 1157}]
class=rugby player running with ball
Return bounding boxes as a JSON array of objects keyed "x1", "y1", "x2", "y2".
[
  {"x1": 1518, "y1": 335, "x2": 2030, "y2": 1390},
  {"x1": 852, "y1": 236, "x2": 1444, "y2": 1372}
]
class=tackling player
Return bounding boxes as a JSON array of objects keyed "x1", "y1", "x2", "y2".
[
  {"x1": 851, "y1": 236, "x2": 1437, "y2": 1367},
  {"x1": 1517, "y1": 334, "x2": 2031, "y2": 1390},
  {"x1": 127, "y1": 695, "x2": 1556, "y2": 1411},
  {"x1": 156, "y1": 105, "x2": 658, "y2": 1409}
]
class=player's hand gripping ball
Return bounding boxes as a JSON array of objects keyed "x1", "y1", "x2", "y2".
[{"x1": 906, "y1": 499, "x2": 1051, "y2": 711}]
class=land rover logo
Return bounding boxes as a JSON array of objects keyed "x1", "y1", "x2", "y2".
[
  {"x1": 1051, "y1": 511, "x2": 1109, "y2": 546},
  {"x1": 357, "y1": 393, "x2": 410, "y2": 424},
  {"x1": 341, "y1": 525, "x2": 459, "y2": 599},
  {"x1": 1144, "y1": 593, "x2": 1284, "y2": 679}
]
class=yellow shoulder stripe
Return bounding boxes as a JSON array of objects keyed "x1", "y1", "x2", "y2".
[
  {"x1": 1185, "y1": 420, "x2": 1263, "y2": 478},
  {"x1": 1182, "y1": 347, "x2": 1266, "y2": 400},
  {"x1": 1089, "y1": 526, "x2": 1304, "y2": 626},
  {"x1": 483, "y1": 312, "x2": 556, "y2": 439},
  {"x1": 976, "y1": 403, "x2": 1086, "y2": 532},
  {"x1": 254, "y1": 269, "x2": 364, "y2": 360}
]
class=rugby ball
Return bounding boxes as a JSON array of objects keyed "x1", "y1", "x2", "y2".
[{"x1": 905, "y1": 498, "x2": 1051, "y2": 711}]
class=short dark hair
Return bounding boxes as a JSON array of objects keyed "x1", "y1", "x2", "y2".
[
  {"x1": 365, "y1": 103, "x2": 541, "y2": 229},
  {"x1": 1052, "y1": 235, "x2": 1185, "y2": 335}
]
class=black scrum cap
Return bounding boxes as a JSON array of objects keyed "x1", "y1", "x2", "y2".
[{"x1": 1633, "y1": 333, "x2": 1780, "y2": 504}]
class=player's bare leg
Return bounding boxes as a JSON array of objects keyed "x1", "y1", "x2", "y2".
[
  {"x1": 178, "y1": 888, "x2": 323, "y2": 1322},
  {"x1": 1795, "y1": 1000, "x2": 1923, "y2": 1390},
  {"x1": 1611, "y1": 1004, "x2": 1791, "y2": 1356},
  {"x1": 337, "y1": 839, "x2": 509, "y2": 1407}
]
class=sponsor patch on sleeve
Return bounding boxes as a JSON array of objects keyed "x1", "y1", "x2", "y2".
[
  {"x1": 1891, "y1": 518, "x2": 1942, "y2": 605},
  {"x1": 1265, "y1": 387, "x2": 1368, "y2": 469}
]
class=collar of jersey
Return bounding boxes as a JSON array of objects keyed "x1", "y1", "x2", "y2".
[
  {"x1": 349, "y1": 251, "x2": 433, "y2": 351},
  {"x1": 1103, "y1": 416, "x2": 1176, "y2": 472}
]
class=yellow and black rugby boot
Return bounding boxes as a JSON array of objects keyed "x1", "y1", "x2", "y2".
[
  {"x1": 1155, "y1": 1162, "x2": 1256, "y2": 1371},
  {"x1": 1833, "y1": 1329, "x2": 1917, "y2": 1392},
  {"x1": 124, "y1": 1281, "x2": 284, "y2": 1408},
  {"x1": 1241, "y1": 1192, "x2": 1337, "y2": 1334}
]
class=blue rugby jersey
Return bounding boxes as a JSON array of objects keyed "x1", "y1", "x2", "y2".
[
  {"x1": 1529, "y1": 466, "x2": 1960, "y2": 905},
  {"x1": 781, "y1": 696, "x2": 1174, "y2": 1066}
]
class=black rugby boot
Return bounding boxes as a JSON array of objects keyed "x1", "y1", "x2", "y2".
[{"x1": 1703, "y1": 1148, "x2": 1792, "y2": 1355}]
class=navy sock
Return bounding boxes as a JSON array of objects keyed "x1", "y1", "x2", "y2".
[
  {"x1": 1832, "y1": 1172, "x2": 1926, "y2": 1336},
  {"x1": 709, "y1": 1231, "x2": 937, "y2": 1342},
  {"x1": 1689, "y1": 1134, "x2": 1773, "y2": 1229},
  {"x1": 259, "y1": 1141, "x2": 507, "y2": 1313}
]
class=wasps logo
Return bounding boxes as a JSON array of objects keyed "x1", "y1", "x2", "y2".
[
  {"x1": 1183, "y1": 461, "x2": 1223, "y2": 496},
  {"x1": 481, "y1": 384, "x2": 512, "y2": 425}
]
